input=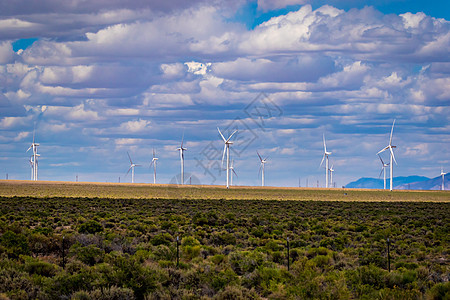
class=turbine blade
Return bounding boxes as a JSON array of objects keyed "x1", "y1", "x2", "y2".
[
  {"x1": 181, "y1": 131, "x2": 185, "y2": 148},
  {"x1": 127, "y1": 152, "x2": 132, "y2": 164},
  {"x1": 149, "y1": 161, "x2": 154, "y2": 168},
  {"x1": 126, "y1": 167, "x2": 132, "y2": 175},
  {"x1": 217, "y1": 127, "x2": 226, "y2": 142},
  {"x1": 221, "y1": 144, "x2": 226, "y2": 166},
  {"x1": 258, "y1": 164, "x2": 262, "y2": 177},
  {"x1": 320, "y1": 154, "x2": 325, "y2": 167},
  {"x1": 232, "y1": 169, "x2": 238, "y2": 177},
  {"x1": 226, "y1": 130, "x2": 238, "y2": 143},
  {"x1": 379, "y1": 168, "x2": 384, "y2": 179},
  {"x1": 323, "y1": 133, "x2": 327, "y2": 153},
  {"x1": 257, "y1": 151, "x2": 262, "y2": 162},
  {"x1": 377, "y1": 146, "x2": 389, "y2": 155},
  {"x1": 390, "y1": 147, "x2": 397, "y2": 165},
  {"x1": 389, "y1": 119, "x2": 395, "y2": 145},
  {"x1": 378, "y1": 154, "x2": 384, "y2": 165}
]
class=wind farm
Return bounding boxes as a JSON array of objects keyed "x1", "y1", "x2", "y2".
[{"x1": 10, "y1": 119, "x2": 447, "y2": 192}]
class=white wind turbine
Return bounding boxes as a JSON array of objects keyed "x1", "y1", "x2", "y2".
[
  {"x1": 176, "y1": 134, "x2": 187, "y2": 185},
  {"x1": 441, "y1": 167, "x2": 446, "y2": 191},
  {"x1": 126, "y1": 152, "x2": 141, "y2": 183},
  {"x1": 149, "y1": 149, "x2": 158, "y2": 184},
  {"x1": 320, "y1": 134, "x2": 332, "y2": 188},
  {"x1": 26, "y1": 129, "x2": 40, "y2": 181},
  {"x1": 230, "y1": 159, "x2": 238, "y2": 186},
  {"x1": 329, "y1": 164, "x2": 334, "y2": 188},
  {"x1": 257, "y1": 151, "x2": 268, "y2": 187},
  {"x1": 377, "y1": 120, "x2": 397, "y2": 191},
  {"x1": 378, "y1": 154, "x2": 389, "y2": 190},
  {"x1": 218, "y1": 127, "x2": 238, "y2": 189}
]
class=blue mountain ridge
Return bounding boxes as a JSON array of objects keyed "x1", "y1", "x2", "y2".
[{"x1": 346, "y1": 175, "x2": 433, "y2": 189}]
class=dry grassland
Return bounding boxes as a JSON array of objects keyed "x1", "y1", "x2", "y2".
[{"x1": 1, "y1": 180, "x2": 448, "y2": 202}]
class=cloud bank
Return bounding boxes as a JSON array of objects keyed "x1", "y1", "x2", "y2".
[{"x1": 0, "y1": 1, "x2": 449, "y2": 186}]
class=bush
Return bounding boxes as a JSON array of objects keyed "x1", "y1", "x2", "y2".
[
  {"x1": 229, "y1": 251, "x2": 268, "y2": 276},
  {"x1": 71, "y1": 244, "x2": 104, "y2": 266},
  {"x1": 78, "y1": 220, "x2": 103, "y2": 234},
  {"x1": 0, "y1": 267, "x2": 43, "y2": 299},
  {"x1": 90, "y1": 286, "x2": 135, "y2": 299},
  {"x1": 426, "y1": 282, "x2": 450, "y2": 300},
  {"x1": 0, "y1": 231, "x2": 29, "y2": 257},
  {"x1": 151, "y1": 233, "x2": 173, "y2": 246},
  {"x1": 24, "y1": 258, "x2": 57, "y2": 277}
]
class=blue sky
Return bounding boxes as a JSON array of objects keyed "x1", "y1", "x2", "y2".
[{"x1": 0, "y1": 0, "x2": 449, "y2": 187}]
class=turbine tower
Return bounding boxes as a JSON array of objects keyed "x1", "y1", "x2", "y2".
[
  {"x1": 329, "y1": 165, "x2": 334, "y2": 188},
  {"x1": 320, "y1": 134, "x2": 332, "y2": 188},
  {"x1": 377, "y1": 120, "x2": 397, "y2": 191},
  {"x1": 150, "y1": 149, "x2": 158, "y2": 184},
  {"x1": 257, "y1": 151, "x2": 268, "y2": 187},
  {"x1": 26, "y1": 129, "x2": 40, "y2": 181},
  {"x1": 441, "y1": 167, "x2": 446, "y2": 191},
  {"x1": 126, "y1": 152, "x2": 141, "y2": 183},
  {"x1": 176, "y1": 134, "x2": 187, "y2": 184},
  {"x1": 218, "y1": 127, "x2": 237, "y2": 189},
  {"x1": 378, "y1": 154, "x2": 389, "y2": 190},
  {"x1": 230, "y1": 160, "x2": 238, "y2": 186},
  {"x1": 28, "y1": 156, "x2": 34, "y2": 180}
]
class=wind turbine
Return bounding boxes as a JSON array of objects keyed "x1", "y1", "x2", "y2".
[
  {"x1": 377, "y1": 120, "x2": 397, "y2": 191},
  {"x1": 230, "y1": 159, "x2": 238, "y2": 186},
  {"x1": 320, "y1": 134, "x2": 332, "y2": 188},
  {"x1": 257, "y1": 151, "x2": 268, "y2": 187},
  {"x1": 378, "y1": 154, "x2": 389, "y2": 190},
  {"x1": 176, "y1": 134, "x2": 187, "y2": 184},
  {"x1": 441, "y1": 167, "x2": 446, "y2": 191},
  {"x1": 329, "y1": 165, "x2": 334, "y2": 188},
  {"x1": 218, "y1": 127, "x2": 238, "y2": 189},
  {"x1": 149, "y1": 149, "x2": 158, "y2": 184},
  {"x1": 26, "y1": 129, "x2": 40, "y2": 181},
  {"x1": 126, "y1": 152, "x2": 141, "y2": 183}
]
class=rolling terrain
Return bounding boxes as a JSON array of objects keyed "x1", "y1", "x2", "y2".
[{"x1": 0, "y1": 180, "x2": 449, "y2": 202}]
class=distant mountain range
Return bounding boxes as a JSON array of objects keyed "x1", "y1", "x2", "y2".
[{"x1": 346, "y1": 174, "x2": 449, "y2": 190}]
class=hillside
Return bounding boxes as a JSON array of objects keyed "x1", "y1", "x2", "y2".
[
  {"x1": 346, "y1": 176, "x2": 429, "y2": 189},
  {"x1": 396, "y1": 173, "x2": 449, "y2": 190}
]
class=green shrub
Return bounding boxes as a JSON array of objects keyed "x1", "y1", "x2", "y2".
[
  {"x1": 426, "y1": 282, "x2": 450, "y2": 300},
  {"x1": 71, "y1": 244, "x2": 104, "y2": 266},
  {"x1": 151, "y1": 233, "x2": 172, "y2": 246},
  {"x1": 24, "y1": 258, "x2": 57, "y2": 277},
  {"x1": 78, "y1": 220, "x2": 103, "y2": 234},
  {"x1": 0, "y1": 231, "x2": 29, "y2": 257}
]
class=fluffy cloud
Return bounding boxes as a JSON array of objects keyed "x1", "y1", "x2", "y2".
[
  {"x1": 118, "y1": 119, "x2": 151, "y2": 133},
  {"x1": 0, "y1": 42, "x2": 14, "y2": 64},
  {"x1": 257, "y1": 0, "x2": 308, "y2": 12},
  {"x1": 0, "y1": 2, "x2": 449, "y2": 184}
]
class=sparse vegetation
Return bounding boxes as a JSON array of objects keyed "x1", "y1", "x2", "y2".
[{"x1": 0, "y1": 182, "x2": 448, "y2": 299}]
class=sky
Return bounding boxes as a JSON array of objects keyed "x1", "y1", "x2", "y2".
[{"x1": 0, "y1": 0, "x2": 449, "y2": 187}]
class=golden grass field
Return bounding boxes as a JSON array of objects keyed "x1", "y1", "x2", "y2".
[{"x1": 0, "y1": 180, "x2": 449, "y2": 202}]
